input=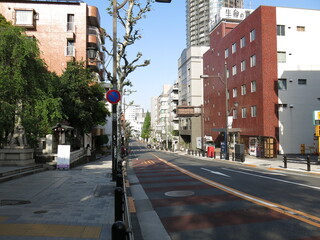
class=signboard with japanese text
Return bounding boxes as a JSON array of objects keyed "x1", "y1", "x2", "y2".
[{"x1": 210, "y1": 7, "x2": 253, "y2": 31}]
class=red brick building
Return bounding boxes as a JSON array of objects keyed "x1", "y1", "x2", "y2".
[{"x1": 203, "y1": 6, "x2": 279, "y2": 156}]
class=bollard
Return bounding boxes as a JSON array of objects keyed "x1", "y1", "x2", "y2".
[
  {"x1": 214, "y1": 151, "x2": 216, "y2": 159},
  {"x1": 283, "y1": 155, "x2": 287, "y2": 168},
  {"x1": 307, "y1": 155, "x2": 311, "y2": 171},
  {"x1": 220, "y1": 151, "x2": 222, "y2": 159},
  {"x1": 112, "y1": 221, "x2": 127, "y2": 240},
  {"x1": 116, "y1": 173, "x2": 123, "y2": 188},
  {"x1": 114, "y1": 187, "x2": 124, "y2": 222},
  {"x1": 232, "y1": 152, "x2": 235, "y2": 161}
]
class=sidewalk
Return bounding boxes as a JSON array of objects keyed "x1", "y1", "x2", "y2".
[
  {"x1": 0, "y1": 155, "x2": 115, "y2": 240},
  {"x1": 173, "y1": 150, "x2": 320, "y2": 174}
]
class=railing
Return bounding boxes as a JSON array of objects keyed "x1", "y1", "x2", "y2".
[
  {"x1": 112, "y1": 159, "x2": 134, "y2": 240},
  {"x1": 283, "y1": 155, "x2": 319, "y2": 171}
]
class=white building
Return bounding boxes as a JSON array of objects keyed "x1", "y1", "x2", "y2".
[
  {"x1": 177, "y1": 46, "x2": 208, "y2": 149},
  {"x1": 276, "y1": 7, "x2": 320, "y2": 154}
]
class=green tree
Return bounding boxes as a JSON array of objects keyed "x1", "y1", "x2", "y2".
[
  {"x1": 0, "y1": 15, "x2": 63, "y2": 147},
  {"x1": 58, "y1": 61, "x2": 109, "y2": 134},
  {"x1": 141, "y1": 111, "x2": 151, "y2": 141}
]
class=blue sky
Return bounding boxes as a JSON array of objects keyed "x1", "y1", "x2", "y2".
[{"x1": 84, "y1": 0, "x2": 320, "y2": 111}]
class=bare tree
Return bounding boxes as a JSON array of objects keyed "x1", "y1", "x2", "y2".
[{"x1": 105, "y1": 0, "x2": 152, "y2": 92}]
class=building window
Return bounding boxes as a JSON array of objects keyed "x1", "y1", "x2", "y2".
[
  {"x1": 240, "y1": 36, "x2": 246, "y2": 48},
  {"x1": 233, "y1": 109, "x2": 238, "y2": 119},
  {"x1": 225, "y1": 48, "x2": 229, "y2": 58},
  {"x1": 251, "y1": 106, "x2": 257, "y2": 117},
  {"x1": 241, "y1": 84, "x2": 246, "y2": 95},
  {"x1": 233, "y1": 88, "x2": 237, "y2": 98},
  {"x1": 277, "y1": 25, "x2": 285, "y2": 36},
  {"x1": 297, "y1": 26, "x2": 305, "y2": 32},
  {"x1": 242, "y1": 108, "x2": 247, "y2": 118},
  {"x1": 278, "y1": 79, "x2": 287, "y2": 90},
  {"x1": 67, "y1": 14, "x2": 75, "y2": 31},
  {"x1": 15, "y1": 9, "x2": 35, "y2": 27},
  {"x1": 232, "y1": 65, "x2": 237, "y2": 75},
  {"x1": 226, "y1": 69, "x2": 230, "y2": 78},
  {"x1": 66, "y1": 40, "x2": 75, "y2": 56},
  {"x1": 277, "y1": 52, "x2": 286, "y2": 63},
  {"x1": 298, "y1": 79, "x2": 307, "y2": 85},
  {"x1": 232, "y1": 43, "x2": 237, "y2": 54},
  {"x1": 250, "y1": 29, "x2": 256, "y2": 42},
  {"x1": 241, "y1": 60, "x2": 246, "y2": 72},
  {"x1": 251, "y1": 81, "x2": 256, "y2": 92},
  {"x1": 278, "y1": 104, "x2": 288, "y2": 111},
  {"x1": 250, "y1": 55, "x2": 256, "y2": 67}
]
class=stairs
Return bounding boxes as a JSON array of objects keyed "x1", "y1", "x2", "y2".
[{"x1": 0, "y1": 165, "x2": 48, "y2": 183}]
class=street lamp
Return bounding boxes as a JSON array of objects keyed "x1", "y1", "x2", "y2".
[{"x1": 200, "y1": 62, "x2": 231, "y2": 159}]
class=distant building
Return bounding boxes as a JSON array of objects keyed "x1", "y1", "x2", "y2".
[
  {"x1": 203, "y1": 6, "x2": 320, "y2": 155},
  {"x1": 125, "y1": 106, "x2": 145, "y2": 139},
  {"x1": 177, "y1": 46, "x2": 208, "y2": 150}
]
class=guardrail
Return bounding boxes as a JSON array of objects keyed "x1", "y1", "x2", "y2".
[
  {"x1": 283, "y1": 155, "x2": 315, "y2": 171},
  {"x1": 112, "y1": 159, "x2": 133, "y2": 240}
]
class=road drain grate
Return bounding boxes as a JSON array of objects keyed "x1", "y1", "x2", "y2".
[
  {"x1": 34, "y1": 210, "x2": 48, "y2": 214},
  {"x1": 0, "y1": 199, "x2": 31, "y2": 206}
]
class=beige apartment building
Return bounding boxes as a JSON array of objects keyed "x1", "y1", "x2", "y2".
[{"x1": 0, "y1": 0, "x2": 105, "y2": 80}]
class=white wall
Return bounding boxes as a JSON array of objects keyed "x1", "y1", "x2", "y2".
[{"x1": 277, "y1": 7, "x2": 320, "y2": 153}]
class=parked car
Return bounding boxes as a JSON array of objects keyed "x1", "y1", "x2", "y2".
[{"x1": 147, "y1": 144, "x2": 152, "y2": 149}]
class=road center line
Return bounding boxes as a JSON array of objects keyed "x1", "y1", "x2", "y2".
[{"x1": 222, "y1": 168, "x2": 320, "y2": 190}]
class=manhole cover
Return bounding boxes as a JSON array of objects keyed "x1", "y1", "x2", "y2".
[
  {"x1": 34, "y1": 210, "x2": 48, "y2": 214},
  {"x1": 74, "y1": 181, "x2": 86, "y2": 184},
  {"x1": 0, "y1": 200, "x2": 31, "y2": 206},
  {"x1": 164, "y1": 191, "x2": 195, "y2": 197}
]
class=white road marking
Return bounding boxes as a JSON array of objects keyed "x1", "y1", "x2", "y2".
[
  {"x1": 238, "y1": 167, "x2": 286, "y2": 176},
  {"x1": 201, "y1": 168, "x2": 231, "y2": 177},
  {"x1": 222, "y1": 168, "x2": 320, "y2": 190}
]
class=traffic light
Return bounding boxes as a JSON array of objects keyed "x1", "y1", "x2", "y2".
[{"x1": 315, "y1": 125, "x2": 320, "y2": 137}]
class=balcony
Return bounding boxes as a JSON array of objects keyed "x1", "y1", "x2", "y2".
[{"x1": 88, "y1": 6, "x2": 100, "y2": 27}]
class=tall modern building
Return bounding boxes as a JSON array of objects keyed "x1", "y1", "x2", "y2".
[{"x1": 186, "y1": 0, "x2": 244, "y2": 47}]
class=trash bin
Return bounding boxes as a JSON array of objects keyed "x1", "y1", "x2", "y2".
[{"x1": 207, "y1": 146, "x2": 214, "y2": 158}]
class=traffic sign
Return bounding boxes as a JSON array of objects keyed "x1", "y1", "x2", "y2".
[{"x1": 106, "y1": 90, "x2": 121, "y2": 104}]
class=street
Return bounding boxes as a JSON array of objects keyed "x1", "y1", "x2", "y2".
[{"x1": 129, "y1": 141, "x2": 320, "y2": 240}]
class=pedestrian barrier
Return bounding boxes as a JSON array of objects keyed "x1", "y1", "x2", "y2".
[
  {"x1": 283, "y1": 155, "x2": 314, "y2": 171},
  {"x1": 112, "y1": 160, "x2": 133, "y2": 240}
]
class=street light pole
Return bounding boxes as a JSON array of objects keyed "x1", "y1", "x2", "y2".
[
  {"x1": 224, "y1": 62, "x2": 229, "y2": 160},
  {"x1": 112, "y1": 0, "x2": 128, "y2": 181},
  {"x1": 200, "y1": 61, "x2": 229, "y2": 159}
]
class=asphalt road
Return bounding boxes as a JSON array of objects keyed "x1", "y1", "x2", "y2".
[{"x1": 129, "y1": 141, "x2": 320, "y2": 240}]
